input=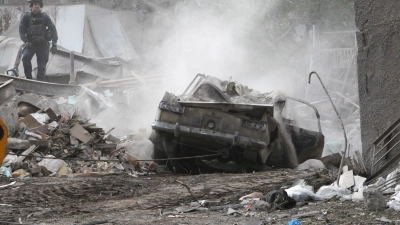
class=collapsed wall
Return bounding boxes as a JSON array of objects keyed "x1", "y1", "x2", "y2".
[{"x1": 355, "y1": 0, "x2": 400, "y2": 174}]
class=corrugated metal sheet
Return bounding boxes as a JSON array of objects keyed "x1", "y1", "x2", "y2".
[
  {"x1": 88, "y1": 12, "x2": 139, "y2": 61},
  {"x1": 55, "y1": 4, "x2": 85, "y2": 53}
]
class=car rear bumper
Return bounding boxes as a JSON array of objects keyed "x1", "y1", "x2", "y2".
[{"x1": 151, "y1": 121, "x2": 266, "y2": 151}]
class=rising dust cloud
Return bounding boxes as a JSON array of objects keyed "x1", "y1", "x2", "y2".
[{"x1": 89, "y1": 0, "x2": 360, "y2": 158}]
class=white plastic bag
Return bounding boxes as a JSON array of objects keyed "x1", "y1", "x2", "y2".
[
  {"x1": 286, "y1": 184, "x2": 317, "y2": 201},
  {"x1": 297, "y1": 159, "x2": 325, "y2": 170},
  {"x1": 387, "y1": 200, "x2": 400, "y2": 211},
  {"x1": 352, "y1": 187, "x2": 365, "y2": 202},
  {"x1": 315, "y1": 183, "x2": 352, "y2": 200}
]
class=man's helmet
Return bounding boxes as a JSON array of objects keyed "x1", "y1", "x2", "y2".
[{"x1": 28, "y1": 0, "x2": 43, "y2": 8}]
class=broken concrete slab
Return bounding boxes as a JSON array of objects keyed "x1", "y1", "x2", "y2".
[
  {"x1": 0, "y1": 102, "x2": 19, "y2": 135},
  {"x1": 36, "y1": 99, "x2": 60, "y2": 115},
  {"x1": 70, "y1": 124, "x2": 93, "y2": 144},
  {"x1": 0, "y1": 80, "x2": 18, "y2": 104},
  {"x1": 17, "y1": 101, "x2": 41, "y2": 117},
  {"x1": 7, "y1": 138, "x2": 30, "y2": 150},
  {"x1": 14, "y1": 93, "x2": 41, "y2": 106}
]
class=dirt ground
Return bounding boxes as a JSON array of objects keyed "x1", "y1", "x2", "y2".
[{"x1": 0, "y1": 167, "x2": 398, "y2": 225}]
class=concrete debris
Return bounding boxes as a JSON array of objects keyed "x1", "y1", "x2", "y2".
[
  {"x1": 0, "y1": 93, "x2": 154, "y2": 179},
  {"x1": 227, "y1": 207, "x2": 242, "y2": 215},
  {"x1": 7, "y1": 138, "x2": 31, "y2": 150},
  {"x1": 376, "y1": 217, "x2": 392, "y2": 223},
  {"x1": 363, "y1": 188, "x2": 386, "y2": 211}
]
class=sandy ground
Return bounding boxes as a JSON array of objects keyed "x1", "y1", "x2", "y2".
[{"x1": 0, "y1": 167, "x2": 399, "y2": 225}]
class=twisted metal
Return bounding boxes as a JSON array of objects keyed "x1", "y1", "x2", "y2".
[{"x1": 309, "y1": 71, "x2": 348, "y2": 186}]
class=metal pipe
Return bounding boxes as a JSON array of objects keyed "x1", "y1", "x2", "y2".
[
  {"x1": 308, "y1": 71, "x2": 348, "y2": 186},
  {"x1": 373, "y1": 139, "x2": 400, "y2": 166},
  {"x1": 373, "y1": 130, "x2": 400, "y2": 157},
  {"x1": 182, "y1": 73, "x2": 205, "y2": 96},
  {"x1": 286, "y1": 96, "x2": 322, "y2": 133}
]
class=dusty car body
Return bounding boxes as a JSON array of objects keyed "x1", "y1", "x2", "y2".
[{"x1": 149, "y1": 74, "x2": 324, "y2": 173}]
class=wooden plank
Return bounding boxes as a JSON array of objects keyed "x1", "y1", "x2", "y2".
[{"x1": 130, "y1": 71, "x2": 146, "y2": 84}]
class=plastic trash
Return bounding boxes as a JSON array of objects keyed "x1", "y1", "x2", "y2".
[
  {"x1": 297, "y1": 159, "x2": 325, "y2": 170},
  {"x1": 316, "y1": 184, "x2": 352, "y2": 200},
  {"x1": 286, "y1": 184, "x2": 316, "y2": 201},
  {"x1": 367, "y1": 177, "x2": 385, "y2": 188},
  {"x1": 2, "y1": 154, "x2": 18, "y2": 167},
  {"x1": 387, "y1": 200, "x2": 400, "y2": 211},
  {"x1": 352, "y1": 187, "x2": 365, "y2": 202},
  {"x1": 0, "y1": 166, "x2": 12, "y2": 177},
  {"x1": 386, "y1": 169, "x2": 399, "y2": 188},
  {"x1": 387, "y1": 192, "x2": 400, "y2": 211},
  {"x1": 287, "y1": 219, "x2": 301, "y2": 225},
  {"x1": 30, "y1": 113, "x2": 50, "y2": 124},
  {"x1": 68, "y1": 96, "x2": 77, "y2": 105}
]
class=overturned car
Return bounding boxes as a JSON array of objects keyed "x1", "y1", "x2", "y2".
[{"x1": 149, "y1": 74, "x2": 324, "y2": 173}]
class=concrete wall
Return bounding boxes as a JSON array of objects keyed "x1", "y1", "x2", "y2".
[{"x1": 355, "y1": 0, "x2": 400, "y2": 173}]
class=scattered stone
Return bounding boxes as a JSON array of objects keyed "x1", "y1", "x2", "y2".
[
  {"x1": 0, "y1": 102, "x2": 19, "y2": 135},
  {"x1": 244, "y1": 220, "x2": 263, "y2": 225},
  {"x1": 28, "y1": 167, "x2": 41, "y2": 175},
  {"x1": 227, "y1": 207, "x2": 242, "y2": 215},
  {"x1": 292, "y1": 210, "x2": 319, "y2": 219},
  {"x1": 363, "y1": 188, "x2": 386, "y2": 211},
  {"x1": 376, "y1": 217, "x2": 392, "y2": 223}
]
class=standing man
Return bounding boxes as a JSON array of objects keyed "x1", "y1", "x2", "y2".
[{"x1": 19, "y1": 0, "x2": 58, "y2": 81}]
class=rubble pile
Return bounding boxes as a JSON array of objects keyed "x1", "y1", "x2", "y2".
[
  {"x1": 158, "y1": 166, "x2": 400, "y2": 224},
  {"x1": 0, "y1": 95, "x2": 155, "y2": 179}
]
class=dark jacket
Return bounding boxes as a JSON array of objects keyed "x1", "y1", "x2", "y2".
[{"x1": 19, "y1": 11, "x2": 58, "y2": 44}]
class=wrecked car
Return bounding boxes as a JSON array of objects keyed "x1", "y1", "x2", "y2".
[{"x1": 149, "y1": 74, "x2": 324, "y2": 173}]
